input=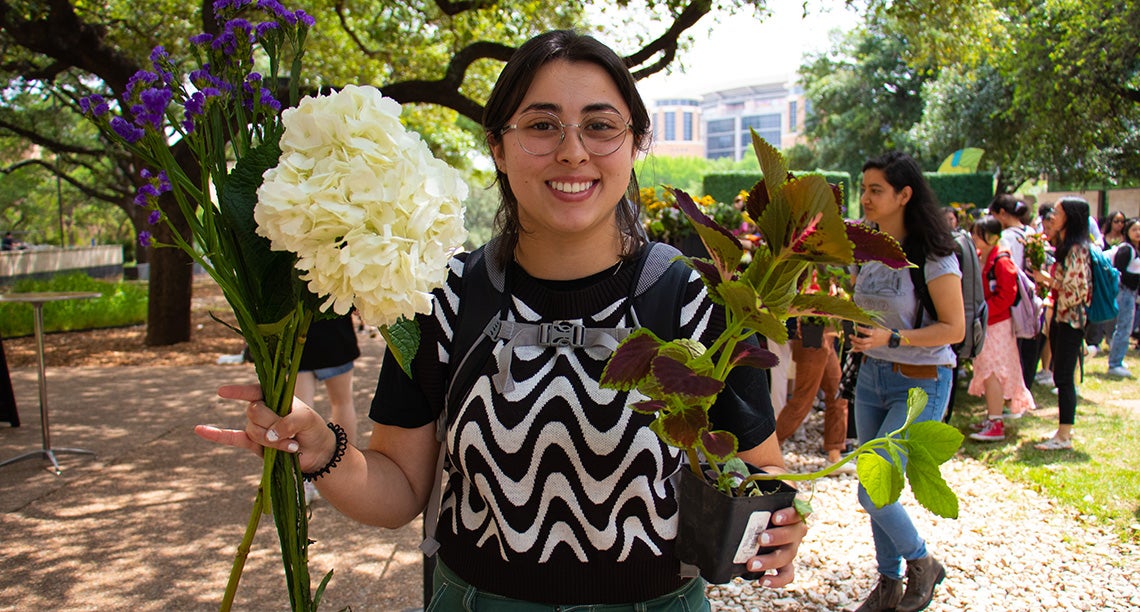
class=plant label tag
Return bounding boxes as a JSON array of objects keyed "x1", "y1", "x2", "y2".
[{"x1": 732, "y1": 510, "x2": 773, "y2": 565}]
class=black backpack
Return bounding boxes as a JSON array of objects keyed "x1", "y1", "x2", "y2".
[{"x1": 909, "y1": 230, "x2": 988, "y2": 361}]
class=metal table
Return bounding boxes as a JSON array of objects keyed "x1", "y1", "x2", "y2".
[{"x1": 0, "y1": 291, "x2": 101, "y2": 474}]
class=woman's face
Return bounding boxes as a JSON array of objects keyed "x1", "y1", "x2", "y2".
[
  {"x1": 489, "y1": 59, "x2": 636, "y2": 246},
  {"x1": 971, "y1": 232, "x2": 990, "y2": 252},
  {"x1": 1128, "y1": 222, "x2": 1140, "y2": 244},
  {"x1": 1111, "y1": 214, "x2": 1125, "y2": 232},
  {"x1": 1051, "y1": 205, "x2": 1068, "y2": 241},
  {"x1": 860, "y1": 168, "x2": 910, "y2": 225}
]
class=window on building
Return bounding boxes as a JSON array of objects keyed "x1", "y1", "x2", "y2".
[
  {"x1": 664, "y1": 112, "x2": 676, "y2": 141},
  {"x1": 683, "y1": 112, "x2": 693, "y2": 141},
  {"x1": 740, "y1": 114, "x2": 781, "y2": 148},
  {"x1": 706, "y1": 118, "x2": 736, "y2": 159},
  {"x1": 789, "y1": 100, "x2": 798, "y2": 131}
]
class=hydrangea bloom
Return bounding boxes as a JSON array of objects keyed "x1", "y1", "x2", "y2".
[{"x1": 256, "y1": 85, "x2": 468, "y2": 327}]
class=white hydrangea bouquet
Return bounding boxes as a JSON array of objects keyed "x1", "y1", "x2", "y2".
[{"x1": 80, "y1": 3, "x2": 466, "y2": 610}]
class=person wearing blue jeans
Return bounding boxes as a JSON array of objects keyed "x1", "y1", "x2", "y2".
[
  {"x1": 854, "y1": 358, "x2": 951, "y2": 575},
  {"x1": 850, "y1": 152, "x2": 965, "y2": 612},
  {"x1": 1106, "y1": 218, "x2": 1140, "y2": 377}
]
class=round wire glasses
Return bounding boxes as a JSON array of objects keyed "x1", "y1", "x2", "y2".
[{"x1": 501, "y1": 110, "x2": 632, "y2": 157}]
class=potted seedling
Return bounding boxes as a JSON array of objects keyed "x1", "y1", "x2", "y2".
[{"x1": 601, "y1": 134, "x2": 964, "y2": 584}]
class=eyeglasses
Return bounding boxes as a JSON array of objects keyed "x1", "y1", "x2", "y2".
[{"x1": 501, "y1": 110, "x2": 632, "y2": 157}]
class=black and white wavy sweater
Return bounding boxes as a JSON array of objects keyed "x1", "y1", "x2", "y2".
[{"x1": 371, "y1": 246, "x2": 775, "y2": 604}]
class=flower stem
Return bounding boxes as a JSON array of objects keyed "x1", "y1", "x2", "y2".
[{"x1": 220, "y1": 487, "x2": 266, "y2": 612}]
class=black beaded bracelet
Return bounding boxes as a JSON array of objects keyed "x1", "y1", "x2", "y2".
[{"x1": 302, "y1": 422, "x2": 347, "y2": 482}]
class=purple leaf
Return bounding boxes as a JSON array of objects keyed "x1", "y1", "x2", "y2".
[
  {"x1": 673, "y1": 188, "x2": 742, "y2": 278},
  {"x1": 659, "y1": 406, "x2": 710, "y2": 449},
  {"x1": 631, "y1": 399, "x2": 665, "y2": 415},
  {"x1": 652, "y1": 356, "x2": 724, "y2": 398},
  {"x1": 846, "y1": 221, "x2": 910, "y2": 268},
  {"x1": 700, "y1": 430, "x2": 738, "y2": 462},
  {"x1": 729, "y1": 343, "x2": 780, "y2": 370},
  {"x1": 600, "y1": 329, "x2": 663, "y2": 389}
]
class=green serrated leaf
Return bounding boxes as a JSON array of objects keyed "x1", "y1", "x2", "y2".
[
  {"x1": 856, "y1": 453, "x2": 896, "y2": 509},
  {"x1": 743, "y1": 310, "x2": 790, "y2": 344},
  {"x1": 905, "y1": 444, "x2": 960, "y2": 518},
  {"x1": 793, "y1": 497, "x2": 813, "y2": 518},
  {"x1": 789, "y1": 293, "x2": 879, "y2": 327},
  {"x1": 751, "y1": 130, "x2": 788, "y2": 188},
  {"x1": 905, "y1": 421, "x2": 965, "y2": 465},
  {"x1": 379, "y1": 317, "x2": 420, "y2": 378}
]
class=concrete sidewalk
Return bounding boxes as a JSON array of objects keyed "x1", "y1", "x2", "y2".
[{"x1": 0, "y1": 347, "x2": 424, "y2": 611}]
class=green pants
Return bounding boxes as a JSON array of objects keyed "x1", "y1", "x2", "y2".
[{"x1": 426, "y1": 559, "x2": 710, "y2": 612}]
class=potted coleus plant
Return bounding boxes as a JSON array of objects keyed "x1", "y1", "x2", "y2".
[{"x1": 601, "y1": 134, "x2": 965, "y2": 584}]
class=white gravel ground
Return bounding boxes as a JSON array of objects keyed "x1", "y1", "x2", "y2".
[{"x1": 706, "y1": 410, "x2": 1140, "y2": 611}]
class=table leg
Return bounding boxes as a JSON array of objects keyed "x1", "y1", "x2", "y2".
[{"x1": 0, "y1": 301, "x2": 95, "y2": 475}]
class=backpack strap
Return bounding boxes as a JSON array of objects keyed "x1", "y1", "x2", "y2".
[{"x1": 421, "y1": 240, "x2": 688, "y2": 559}]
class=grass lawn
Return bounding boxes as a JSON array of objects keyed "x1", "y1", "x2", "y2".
[{"x1": 949, "y1": 348, "x2": 1140, "y2": 544}]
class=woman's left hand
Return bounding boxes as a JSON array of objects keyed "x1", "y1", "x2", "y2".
[
  {"x1": 745, "y1": 505, "x2": 808, "y2": 588},
  {"x1": 849, "y1": 324, "x2": 889, "y2": 352}
]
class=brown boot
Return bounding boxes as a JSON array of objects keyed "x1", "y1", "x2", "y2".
[
  {"x1": 854, "y1": 574, "x2": 903, "y2": 611},
  {"x1": 897, "y1": 554, "x2": 945, "y2": 612}
]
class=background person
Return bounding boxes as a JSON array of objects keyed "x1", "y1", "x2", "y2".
[
  {"x1": 966, "y1": 216, "x2": 1035, "y2": 442},
  {"x1": 989, "y1": 194, "x2": 1041, "y2": 386},
  {"x1": 1105, "y1": 217, "x2": 1140, "y2": 377},
  {"x1": 1033, "y1": 197, "x2": 1093, "y2": 451},
  {"x1": 196, "y1": 30, "x2": 805, "y2": 609},
  {"x1": 848, "y1": 152, "x2": 964, "y2": 612}
]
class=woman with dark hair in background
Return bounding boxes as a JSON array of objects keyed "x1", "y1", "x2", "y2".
[
  {"x1": 989, "y1": 193, "x2": 1041, "y2": 386},
  {"x1": 1105, "y1": 217, "x2": 1140, "y2": 377},
  {"x1": 1100, "y1": 210, "x2": 1126, "y2": 249},
  {"x1": 966, "y1": 216, "x2": 1035, "y2": 442},
  {"x1": 848, "y1": 152, "x2": 965, "y2": 612},
  {"x1": 1033, "y1": 197, "x2": 1093, "y2": 451}
]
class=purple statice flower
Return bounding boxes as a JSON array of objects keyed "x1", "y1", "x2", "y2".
[
  {"x1": 256, "y1": 0, "x2": 287, "y2": 15},
  {"x1": 294, "y1": 10, "x2": 314, "y2": 27},
  {"x1": 155, "y1": 170, "x2": 172, "y2": 194},
  {"x1": 134, "y1": 87, "x2": 173, "y2": 129},
  {"x1": 247, "y1": 72, "x2": 262, "y2": 83},
  {"x1": 110, "y1": 116, "x2": 145, "y2": 143},
  {"x1": 134, "y1": 183, "x2": 160, "y2": 206},
  {"x1": 148, "y1": 210, "x2": 163, "y2": 225},
  {"x1": 258, "y1": 87, "x2": 281, "y2": 111},
  {"x1": 138, "y1": 231, "x2": 153, "y2": 248},
  {"x1": 255, "y1": 21, "x2": 278, "y2": 37},
  {"x1": 149, "y1": 46, "x2": 169, "y2": 66},
  {"x1": 140, "y1": 168, "x2": 155, "y2": 180},
  {"x1": 189, "y1": 33, "x2": 214, "y2": 46},
  {"x1": 124, "y1": 70, "x2": 158, "y2": 98},
  {"x1": 80, "y1": 94, "x2": 110, "y2": 117}
]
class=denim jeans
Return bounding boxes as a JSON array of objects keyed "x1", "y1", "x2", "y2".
[
  {"x1": 853, "y1": 356, "x2": 952, "y2": 579},
  {"x1": 1108, "y1": 288, "x2": 1137, "y2": 368},
  {"x1": 427, "y1": 559, "x2": 710, "y2": 612}
]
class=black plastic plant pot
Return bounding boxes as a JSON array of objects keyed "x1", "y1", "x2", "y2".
[
  {"x1": 675, "y1": 465, "x2": 798, "y2": 584},
  {"x1": 799, "y1": 320, "x2": 825, "y2": 349}
]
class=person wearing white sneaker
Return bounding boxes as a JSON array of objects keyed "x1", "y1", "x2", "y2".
[
  {"x1": 1033, "y1": 198, "x2": 1093, "y2": 454},
  {"x1": 966, "y1": 217, "x2": 1035, "y2": 438}
]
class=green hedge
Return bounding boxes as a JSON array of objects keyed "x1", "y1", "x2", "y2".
[
  {"x1": 0, "y1": 272, "x2": 148, "y2": 338},
  {"x1": 925, "y1": 172, "x2": 994, "y2": 212},
  {"x1": 703, "y1": 170, "x2": 857, "y2": 218}
]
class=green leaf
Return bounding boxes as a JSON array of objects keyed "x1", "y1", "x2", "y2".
[
  {"x1": 905, "y1": 387, "x2": 930, "y2": 427},
  {"x1": 857, "y1": 452, "x2": 905, "y2": 509},
  {"x1": 753, "y1": 259, "x2": 809, "y2": 313},
  {"x1": 906, "y1": 421, "x2": 964, "y2": 465},
  {"x1": 743, "y1": 310, "x2": 790, "y2": 345},
  {"x1": 600, "y1": 329, "x2": 664, "y2": 390},
  {"x1": 905, "y1": 444, "x2": 960, "y2": 519},
  {"x1": 793, "y1": 497, "x2": 813, "y2": 518},
  {"x1": 217, "y1": 138, "x2": 302, "y2": 325},
  {"x1": 790, "y1": 293, "x2": 880, "y2": 327},
  {"x1": 751, "y1": 131, "x2": 788, "y2": 189},
  {"x1": 379, "y1": 318, "x2": 420, "y2": 378}
]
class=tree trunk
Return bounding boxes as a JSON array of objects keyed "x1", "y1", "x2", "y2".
[{"x1": 144, "y1": 191, "x2": 193, "y2": 346}]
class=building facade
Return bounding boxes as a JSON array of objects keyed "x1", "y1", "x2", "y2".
[{"x1": 649, "y1": 77, "x2": 807, "y2": 161}]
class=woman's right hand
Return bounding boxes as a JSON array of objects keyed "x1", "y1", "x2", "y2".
[{"x1": 194, "y1": 383, "x2": 336, "y2": 473}]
